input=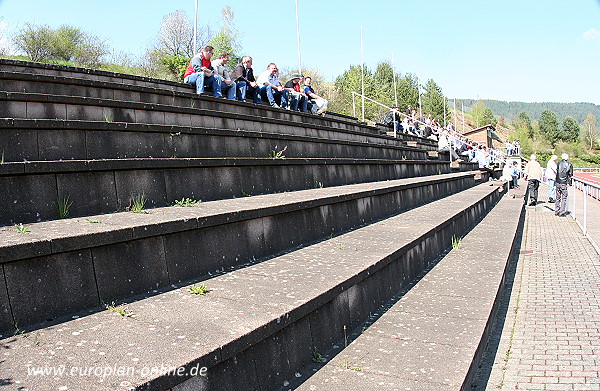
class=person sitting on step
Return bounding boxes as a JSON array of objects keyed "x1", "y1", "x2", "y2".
[
  {"x1": 284, "y1": 74, "x2": 308, "y2": 112},
  {"x1": 256, "y1": 63, "x2": 289, "y2": 108},
  {"x1": 230, "y1": 56, "x2": 262, "y2": 103},
  {"x1": 303, "y1": 76, "x2": 328, "y2": 116},
  {"x1": 183, "y1": 45, "x2": 222, "y2": 97},
  {"x1": 211, "y1": 52, "x2": 237, "y2": 100}
]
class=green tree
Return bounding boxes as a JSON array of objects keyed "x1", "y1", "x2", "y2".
[
  {"x1": 334, "y1": 64, "x2": 377, "y2": 120},
  {"x1": 539, "y1": 109, "x2": 560, "y2": 146},
  {"x1": 13, "y1": 23, "x2": 107, "y2": 66},
  {"x1": 210, "y1": 7, "x2": 242, "y2": 65},
  {"x1": 373, "y1": 61, "x2": 395, "y2": 106},
  {"x1": 14, "y1": 23, "x2": 54, "y2": 61},
  {"x1": 471, "y1": 100, "x2": 497, "y2": 128},
  {"x1": 514, "y1": 111, "x2": 533, "y2": 138},
  {"x1": 582, "y1": 113, "x2": 598, "y2": 149},
  {"x1": 145, "y1": 10, "x2": 213, "y2": 80},
  {"x1": 561, "y1": 116, "x2": 580, "y2": 142},
  {"x1": 397, "y1": 73, "x2": 419, "y2": 113},
  {"x1": 421, "y1": 79, "x2": 447, "y2": 124}
]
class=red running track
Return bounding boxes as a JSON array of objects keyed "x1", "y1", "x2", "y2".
[{"x1": 574, "y1": 172, "x2": 600, "y2": 185}]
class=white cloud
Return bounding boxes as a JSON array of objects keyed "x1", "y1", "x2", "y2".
[{"x1": 582, "y1": 28, "x2": 600, "y2": 41}]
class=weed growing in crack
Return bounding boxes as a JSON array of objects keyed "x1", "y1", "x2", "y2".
[
  {"x1": 106, "y1": 302, "x2": 134, "y2": 317},
  {"x1": 57, "y1": 195, "x2": 73, "y2": 219},
  {"x1": 173, "y1": 198, "x2": 201, "y2": 207},
  {"x1": 15, "y1": 223, "x2": 30, "y2": 234},
  {"x1": 188, "y1": 283, "x2": 208, "y2": 295},
  {"x1": 312, "y1": 348, "x2": 325, "y2": 363},
  {"x1": 268, "y1": 145, "x2": 287, "y2": 159},
  {"x1": 451, "y1": 234, "x2": 462, "y2": 250},
  {"x1": 128, "y1": 193, "x2": 147, "y2": 213}
]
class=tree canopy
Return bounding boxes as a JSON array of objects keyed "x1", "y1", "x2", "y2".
[
  {"x1": 471, "y1": 101, "x2": 497, "y2": 128},
  {"x1": 14, "y1": 23, "x2": 107, "y2": 66},
  {"x1": 539, "y1": 110, "x2": 560, "y2": 146}
]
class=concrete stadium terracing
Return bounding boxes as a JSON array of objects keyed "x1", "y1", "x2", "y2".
[{"x1": 0, "y1": 60, "x2": 522, "y2": 390}]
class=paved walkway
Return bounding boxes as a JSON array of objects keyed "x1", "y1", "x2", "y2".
[{"x1": 474, "y1": 182, "x2": 600, "y2": 390}]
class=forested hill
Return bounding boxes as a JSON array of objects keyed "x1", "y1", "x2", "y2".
[{"x1": 459, "y1": 99, "x2": 600, "y2": 123}]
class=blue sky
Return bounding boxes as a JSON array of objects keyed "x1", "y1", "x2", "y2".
[{"x1": 1, "y1": 0, "x2": 599, "y2": 104}]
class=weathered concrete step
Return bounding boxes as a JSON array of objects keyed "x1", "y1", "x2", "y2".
[
  {"x1": 0, "y1": 70, "x2": 360, "y2": 131},
  {"x1": 0, "y1": 172, "x2": 477, "y2": 333},
  {"x1": 0, "y1": 118, "x2": 430, "y2": 162},
  {"x1": 0, "y1": 58, "x2": 193, "y2": 92},
  {"x1": 0, "y1": 60, "x2": 431, "y2": 145},
  {"x1": 0, "y1": 182, "x2": 507, "y2": 391},
  {"x1": 0, "y1": 90, "x2": 436, "y2": 153},
  {"x1": 294, "y1": 189, "x2": 524, "y2": 391},
  {"x1": 0, "y1": 156, "x2": 476, "y2": 226}
]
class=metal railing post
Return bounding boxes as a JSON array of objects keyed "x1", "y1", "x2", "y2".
[
  {"x1": 572, "y1": 182, "x2": 576, "y2": 220},
  {"x1": 583, "y1": 183, "x2": 588, "y2": 236}
]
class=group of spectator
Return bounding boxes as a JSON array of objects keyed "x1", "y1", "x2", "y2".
[
  {"x1": 505, "y1": 140, "x2": 521, "y2": 156},
  {"x1": 383, "y1": 106, "x2": 514, "y2": 172},
  {"x1": 383, "y1": 106, "x2": 440, "y2": 139},
  {"x1": 522, "y1": 154, "x2": 573, "y2": 216},
  {"x1": 183, "y1": 46, "x2": 328, "y2": 115}
]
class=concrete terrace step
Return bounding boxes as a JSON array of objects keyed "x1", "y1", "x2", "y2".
[
  {"x1": 0, "y1": 61, "x2": 435, "y2": 148},
  {"x1": 295, "y1": 190, "x2": 524, "y2": 391},
  {"x1": 0, "y1": 182, "x2": 507, "y2": 391},
  {"x1": 0, "y1": 118, "x2": 434, "y2": 163},
  {"x1": 0, "y1": 157, "x2": 475, "y2": 226},
  {"x1": 0, "y1": 59, "x2": 195, "y2": 92},
  {"x1": 0, "y1": 171, "x2": 478, "y2": 333},
  {"x1": 0, "y1": 89, "x2": 435, "y2": 153}
]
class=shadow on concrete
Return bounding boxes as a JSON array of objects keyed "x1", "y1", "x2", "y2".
[{"x1": 468, "y1": 203, "x2": 526, "y2": 390}]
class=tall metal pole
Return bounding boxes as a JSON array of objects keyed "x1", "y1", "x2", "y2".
[
  {"x1": 462, "y1": 103, "x2": 465, "y2": 133},
  {"x1": 360, "y1": 25, "x2": 365, "y2": 122},
  {"x1": 418, "y1": 80, "x2": 422, "y2": 118},
  {"x1": 443, "y1": 97, "x2": 446, "y2": 128},
  {"x1": 453, "y1": 98, "x2": 457, "y2": 130},
  {"x1": 391, "y1": 52, "x2": 398, "y2": 107},
  {"x1": 295, "y1": 0, "x2": 302, "y2": 74},
  {"x1": 193, "y1": 0, "x2": 198, "y2": 53}
]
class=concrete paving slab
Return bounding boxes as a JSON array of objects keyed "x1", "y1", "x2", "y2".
[
  {"x1": 472, "y1": 181, "x2": 600, "y2": 391},
  {"x1": 296, "y1": 363, "x2": 450, "y2": 391},
  {"x1": 0, "y1": 182, "x2": 503, "y2": 390},
  {"x1": 298, "y1": 189, "x2": 524, "y2": 391}
]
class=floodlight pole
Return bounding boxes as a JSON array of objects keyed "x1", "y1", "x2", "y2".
[
  {"x1": 462, "y1": 102, "x2": 465, "y2": 132},
  {"x1": 360, "y1": 25, "x2": 365, "y2": 122},
  {"x1": 453, "y1": 98, "x2": 457, "y2": 130},
  {"x1": 391, "y1": 52, "x2": 398, "y2": 107},
  {"x1": 193, "y1": 0, "x2": 198, "y2": 53},
  {"x1": 295, "y1": 0, "x2": 302, "y2": 73},
  {"x1": 443, "y1": 97, "x2": 446, "y2": 128},
  {"x1": 418, "y1": 79, "x2": 422, "y2": 118}
]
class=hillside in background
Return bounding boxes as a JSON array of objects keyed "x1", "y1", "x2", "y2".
[{"x1": 460, "y1": 99, "x2": 600, "y2": 123}]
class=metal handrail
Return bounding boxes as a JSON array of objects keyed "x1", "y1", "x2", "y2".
[
  {"x1": 349, "y1": 91, "x2": 511, "y2": 165},
  {"x1": 571, "y1": 177, "x2": 600, "y2": 237}
]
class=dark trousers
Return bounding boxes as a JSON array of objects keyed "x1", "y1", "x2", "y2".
[
  {"x1": 555, "y1": 183, "x2": 569, "y2": 215},
  {"x1": 525, "y1": 179, "x2": 539, "y2": 204}
]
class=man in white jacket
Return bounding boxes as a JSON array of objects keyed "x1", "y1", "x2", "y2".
[
  {"x1": 546, "y1": 155, "x2": 558, "y2": 203},
  {"x1": 524, "y1": 154, "x2": 542, "y2": 206}
]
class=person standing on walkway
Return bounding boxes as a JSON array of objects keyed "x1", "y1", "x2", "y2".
[
  {"x1": 555, "y1": 153, "x2": 573, "y2": 217},
  {"x1": 524, "y1": 154, "x2": 542, "y2": 206},
  {"x1": 546, "y1": 154, "x2": 558, "y2": 203}
]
